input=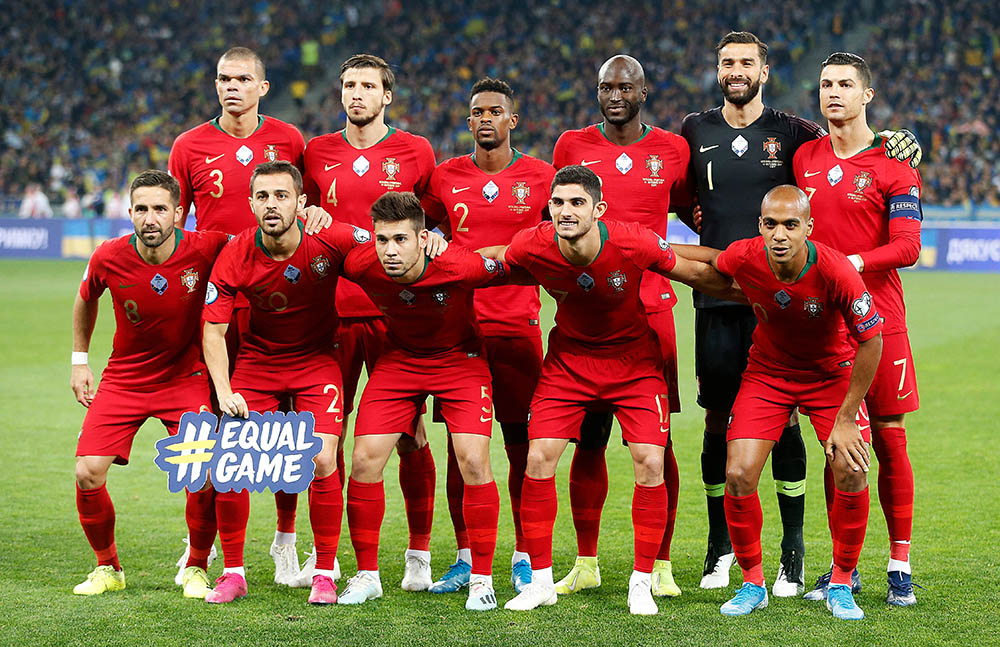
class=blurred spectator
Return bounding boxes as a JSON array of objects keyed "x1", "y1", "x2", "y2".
[{"x1": 18, "y1": 184, "x2": 53, "y2": 219}]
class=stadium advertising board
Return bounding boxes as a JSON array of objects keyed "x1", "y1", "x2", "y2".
[
  {"x1": 0, "y1": 218, "x2": 62, "y2": 258},
  {"x1": 919, "y1": 225, "x2": 1000, "y2": 272}
]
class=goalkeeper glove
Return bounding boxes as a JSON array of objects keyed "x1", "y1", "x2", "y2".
[{"x1": 880, "y1": 128, "x2": 922, "y2": 169}]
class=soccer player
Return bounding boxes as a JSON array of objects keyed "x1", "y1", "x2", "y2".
[
  {"x1": 167, "y1": 46, "x2": 314, "y2": 587},
  {"x1": 498, "y1": 166, "x2": 737, "y2": 615},
  {"x1": 711, "y1": 185, "x2": 882, "y2": 621},
  {"x1": 421, "y1": 77, "x2": 555, "y2": 594},
  {"x1": 794, "y1": 52, "x2": 923, "y2": 606},
  {"x1": 303, "y1": 54, "x2": 439, "y2": 591},
  {"x1": 338, "y1": 192, "x2": 506, "y2": 611},
  {"x1": 679, "y1": 32, "x2": 921, "y2": 595},
  {"x1": 199, "y1": 161, "x2": 363, "y2": 605},
  {"x1": 550, "y1": 55, "x2": 689, "y2": 598},
  {"x1": 71, "y1": 170, "x2": 229, "y2": 598}
]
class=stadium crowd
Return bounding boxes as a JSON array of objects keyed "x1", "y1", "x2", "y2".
[{"x1": 2, "y1": 0, "x2": 997, "y2": 214}]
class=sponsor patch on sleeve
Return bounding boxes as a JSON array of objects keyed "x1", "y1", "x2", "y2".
[
  {"x1": 856, "y1": 310, "x2": 881, "y2": 333},
  {"x1": 889, "y1": 193, "x2": 922, "y2": 221},
  {"x1": 353, "y1": 226, "x2": 371, "y2": 243}
]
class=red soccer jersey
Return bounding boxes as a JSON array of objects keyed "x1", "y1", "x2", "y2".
[
  {"x1": 168, "y1": 115, "x2": 305, "y2": 235},
  {"x1": 716, "y1": 237, "x2": 883, "y2": 377},
  {"x1": 80, "y1": 229, "x2": 229, "y2": 388},
  {"x1": 504, "y1": 220, "x2": 677, "y2": 352},
  {"x1": 553, "y1": 123, "x2": 691, "y2": 313},
  {"x1": 203, "y1": 221, "x2": 365, "y2": 370},
  {"x1": 793, "y1": 135, "x2": 922, "y2": 335},
  {"x1": 303, "y1": 127, "x2": 437, "y2": 319},
  {"x1": 343, "y1": 244, "x2": 508, "y2": 357},
  {"x1": 421, "y1": 151, "x2": 554, "y2": 337}
]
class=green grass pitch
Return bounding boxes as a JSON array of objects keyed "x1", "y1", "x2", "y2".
[{"x1": 0, "y1": 260, "x2": 997, "y2": 646}]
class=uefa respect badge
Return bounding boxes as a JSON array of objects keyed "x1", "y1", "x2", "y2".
[{"x1": 154, "y1": 411, "x2": 323, "y2": 494}]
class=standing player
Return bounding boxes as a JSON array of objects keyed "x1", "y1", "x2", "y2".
[
  {"x1": 711, "y1": 185, "x2": 882, "y2": 621},
  {"x1": 680, "y1": 32, "x2": 921, "y2": 595},
  {"x1": 70, "y1": 171, "x2": 228, "y2": 598},
  {"x1": 199, "y1": 161, "x2": 362, "y2": 605},
  {"x1": 338, "y1": 192, "x2": 505, "y2": 611},
  {"x1": 498, "y1": 166, "x2": 738, "y2": 615},
  {"x1": 550, "y1": 55, "x2": 688, "y2": 598},
  {"x1": 421, "y1": 77, "x2": 555, "y2": 594},
  {"x1": 167, "y1": 46, "x2": 312, "y2": 587},
  {"x1": 795, "y1": 53, "x2": 923, "y2": 606},
  {"x1": 303, "y1": 54, "x2": 439, "y2": 591}
]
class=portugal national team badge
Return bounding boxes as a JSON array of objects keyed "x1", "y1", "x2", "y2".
[
  {"x1": 731, "y1": 134, "x2": 749, "y2": 158},
  {"x1": 615, "y1": 152, "x2": 633, "y2": 174},
  {"x1": 399, "y1": 289, "x2": 416, "y2": 305},
  {"x1": 512, "y1": 181, "x2": 530, "y2": 205},
  {"x1": 577, "y1": 272, "x2": 595, "y2": 292},
  {"x1": 760, "y1": 137, "x2": 783, "y2": 168},
  {"x1": 827, "y1": 164, "x2": 843, "y2": 186},
  {"x1": 643, "y1": 155, "x2": 665, "y2": 187},
  {"x1": 849, "y1": 171, "x2": 873, "y2": 202},
  {"x1": 151, "y1": 273, "x2": 168, "y2": 295},
  {"x1": 180, "y1": 268, "x2": 199, "y2": 293},
  {"x1": 236, "y1": 145, "x2": 253, "y2": 166},
  {"x1": 283, "y1": 264, "x2": 301, "y2": 284},
  {"x1": 382, "y1": 157, "x2": 400, "y2": 181},
  {"x1": 264, "y1": 144, "x2": 279, "y2": 162},
  {"x1": 432, "y1": 289, "x2": 450, "y2": 306},
  {"x1": 483, "y1": 180, "x2": 500, "y2": 203},
  {"x1": 607, "y1": 270, "x2": 627, "y2": 292},
  {"x1": 774, "y1": 289, "x2": 791, "y2": 309},
  {"x1": 803, "y1": 296, "x2": 824, "y2": 318},
  {"x1": 310, "y1": 255, "x2": 330, "y2": 279}
]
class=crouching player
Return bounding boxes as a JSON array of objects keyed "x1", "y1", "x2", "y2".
[
  {"x1": 712, "y1": 186, "x2": 882, "y2": 620},
  {"x1": 338, "y1": 192, "x2": 507, "y2": 611}
]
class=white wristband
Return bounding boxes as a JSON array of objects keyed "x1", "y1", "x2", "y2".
[{"x1": 71, "y1": 352, "x2": 89, "y2": 365}]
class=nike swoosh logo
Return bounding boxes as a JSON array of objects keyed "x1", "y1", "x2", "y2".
[
  {"x1": 804, "y1": 170, "x2": 822, "y2": 177},
  {"x1": 897, "y1": 390, "x2": 913, "y2": 400},
  {"x1": 660, "y1": 426, "x2": 669, "y2": 433},
  {"x1": 580, "y1": 160, "x2": 601, "y2": 166},
  {"x1": 325, "y1": 163, "x2": 342, "y2": 171},
  {"x1": 699, "y1": 145, "x2": 719, "y2": 153},
  {"x1": 119, "y1": 283, "x2": 137, "y2": 288},
  {"x1": 452, "y1": 186, "x2": 471, "y2": 193},
  {"x1": 480, "y1": 415, "x2": 492, "y2": 423},
  {"x1": 205, "y1": 154, "x2": 225, "y2": 164}
]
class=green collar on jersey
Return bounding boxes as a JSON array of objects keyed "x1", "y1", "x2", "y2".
[
  {"x1": 554, "y1": 220, "x2": 608, "y2": 265},
  {"x1": 255, "y1": 219, "x2": 303, "y2": 259},
  {"x1": 470, "y1": 148, "x2": 522, "y2": 171},
  {"x1": 597, "y1": 121, "x2": 651, "y2": 145},
  {"x1": 129, "y1": 228, "x2": 184, "y2": 263},
  {"x1": 340, "y1": 125, "x2": 396, "y2": 147},
  {"x1": 764, "y1": 238, "x2": 816, "y2": 282},
  {"x1": 210, "y1": 115, "x2": 265, "y2": 136},
  {"x1": 859, "y1": 131, "x2": 883, "y2": 154}
]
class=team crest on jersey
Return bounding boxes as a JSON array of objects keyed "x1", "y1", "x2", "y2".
[
  {"x1": 283, "y1": 264, "x2": 301, "y2": 284},
  {"x1": 761, "y1": 138, "x2": 783, "y2": 168},
  {"x1": 483, "y1": 180, "x2": 500, "y2": 203},
  {"x1": 774, "y1": 289, "x2": 791, "y2": 309},
  {"x1": 849, "y1": 171, "x2": 873, "y2": 202},
  {"x1": 512, "y1": 182, "x2": 530, "y2": 204},
  {"x1": 310, "y1": 255, "x2": 330, "y2": 279},
  {"x1": 398, "y1": 289, "x2": 416, "y2": 305},
  {"x1": 263, "y1": 145, "x2": 279, "y2": 162},
  {"x1": 432, "y1": 289, "x2": 450, "y2": 306},
  {"x1": 378, "y1": 157, "x2": 402, "y2": 190},
  {"x1": 180, "y1": 268, "x2": 200, "y2": 293},
  {"x1": 151, "y1": 273, "x2": 168, "y2": 295},
  {"x1": 607, "y1": 270, "x2": 627, "y2": 292},
  {"x1": 643, "y1": 155, "x2": 666, "y2": 187},
  {"x1": 577, "y1": 272, "x2": 595, "y2": 292},
  {"x1": 803, "y1": 296, "x2": 824, "y2": 318}
]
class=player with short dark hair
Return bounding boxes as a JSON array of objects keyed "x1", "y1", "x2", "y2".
[
  {"x1": 795, "y1": 52, "x2": 923, "y2": 606},
  {"x1": 338, "y1": 192, "x2": 506, "y2": 611},
  {"x1": 498, "y1": 166, "x2": 738, "y2": 615},
  {"x1": 420, "y1": 77, "x2": 555, "y2": 594},
  {"x1": 711, "y1": 185, "x2": 882, "y2": 621},
  {"x1": 550, "y1": 55, "x2": 690, "y2": 599},
  {"x1": 302, "y1": 54, "x2": 440, "y2": 592},
  {"x1": 71, "y1": 170, "x2": 230, "y2": 598}
]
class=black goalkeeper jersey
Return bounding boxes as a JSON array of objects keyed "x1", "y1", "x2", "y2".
[{"x1": 680, "y1": 106, "x2": 825, "y2": 308}]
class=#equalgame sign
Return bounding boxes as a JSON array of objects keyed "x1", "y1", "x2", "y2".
[{"x1": 154, "y1": 411, "x2": 322, "y2": 493}]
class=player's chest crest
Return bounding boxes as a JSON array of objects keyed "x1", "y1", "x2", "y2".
[
  {"x1": 760, "y1": 137, "x2": 783, "y2": 169},
  {"x1": 431, "y1": 288, "x2": 450, "y2": 306},
  {"x1": 180, "y1": 268, "x2": 200, "y2": 293},
  {"x1": 802, "y1": 296, "x2": 824, "y2": 318},
  {"x1": 643, "y1": 155, "x2": 666, "y2": 187},
  {"x1": 848, "y1": 171, "x2": 873, "y2": 203},
  {"x1": 310, "y1": 255, "x2": 331, "y2": 279},
  {"x1": 606, "y1": 269, "x2": 628, "y2": 292},
  {"x1": 379, "y1": 157, "x2": 403, "y2": 190},
  {"x1": 150, "y1": 273, "x2": 169, "y2": 295}
]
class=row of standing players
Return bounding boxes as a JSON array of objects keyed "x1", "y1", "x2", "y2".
[{"x1": 70, "y1": 33, "x2": 922, "y2": 620}]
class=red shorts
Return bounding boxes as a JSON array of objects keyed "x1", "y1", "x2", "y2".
[
  {"x1": 76, "y1": 373, "x2": 211, "y2": 465},
  {"x1": 727, "y1": 364, "x2": 871, "y2": 444},
  {"x1": 336, "y1": 317, "x2": 389, "y2": 415},
  {"x1": 528, "y1": 335, "x2": 671, "y2": 447},
  {"x1": 865, "y1": 331, "x2": 919, "y2": 418},
  {"x1": 355, "y1": 348, "x2": 493, "y2": 438},
  {"x1": 647, "y1": 309, "x2": 681, "y2": 413},
  {"x1": 231, "y1": 353, "x2": 344, "y2": 437}
]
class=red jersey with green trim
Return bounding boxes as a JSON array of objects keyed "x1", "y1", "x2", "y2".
[
  {"x1": 203, "y1": 221, "x2": 365, "y2": 370},
  {"x1": 793, "y1": 135, "x2": 922, "y2": 335},
  {"x1": 553, "y1": 123, "x2": 691, "y2": 313},
  {"x1": 79, "y1": 229, "x2": 230, "y2": 388},
  {"x1": 303, "y1": 127, "x2": 436, "y2": 319},
  {"x1": 343, "y1": 244, "x2": 508, "y2": 357},
  {"x1": 168, "y1": 115, "x2": 305, "y2": 235},
  {"x1": 421, "y1": 151, "x2": 554, "y2": 337},
  {"x1": 504, "y1": 220, "x2": 677, "y2": 353},
  {"x1": 716, "y1": 236, "x2": 883, "y2": 377}
]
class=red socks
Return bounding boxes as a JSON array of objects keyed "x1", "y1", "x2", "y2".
[
  {"x1": 398, "y1": 444, "x2": 435, "y2": 552},
  {"x1": 308, "y1": 472, "x2": 343, "y2": 571},
  {"x1": 520, "y1": 475, "x2": 558, "y2": 570},
  {"x1": 504, "y1": 442, "x2": 529, "y2": 553},
  {"x1": 463, "y1": 482, "x2": 500, "y2": 576},
  {"x1": 568, "y1": 446, "x2": 608, "y2": 556},
  {"x1": 872, "y1": 427, "x2": 913, "y2": 557},
  {"x1": 657, "y1": 447, "x2": 679, "y2": 560},
  {"x1": 445, "y1": 438, "x2": 469, "y2": 550},
  {"x1": 215, "y1": 489, "x2": 250, "y2": 568},
  {"x1": 347, "y1": 478, "x2": 385, "y2": 571},
  {"x1": 632, "y1": 483, "x2": 667, "y2": 573},
  {"x1": 831, "y1": 487, "x2": 870, "y2": 585},
  {"x1": 185, "y1": 487, "x2": 217, "y2": 569},
  {"x1": 77, "y1": 483, "x2": 119, "y2": 570},
  {"x1": 725, "y1": 491, "x2": 764, "y2": 586},
  {"x1": 273, "y1": 491, "x2": 298, "y2": 534}
]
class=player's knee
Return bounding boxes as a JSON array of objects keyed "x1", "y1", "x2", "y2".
[
  {"x1": 75, "y1": 460, "x2": 107, "y2": 490},
  {"x1": 314, "y1": 452, "x2": 337, "y2": 478},
  {"x1": 830, "y1": 461, "x2": 867, "y2": 492},
  {"x1": 632, "y1": 451, "x2": 664, "y2": 485},
  {"x1": 725, "y1": 461, "x2": 759, "y2": 497},
  {"x1": 456, "y1": 456, "x2": 492, "y2": 485},
  {"x1": 525, "y1": 445, "x2": 558, "y2": 479}
]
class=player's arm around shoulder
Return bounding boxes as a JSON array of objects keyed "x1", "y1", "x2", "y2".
[{"x1": 668, "y1": 251, "x2": 747, "y2": 304}]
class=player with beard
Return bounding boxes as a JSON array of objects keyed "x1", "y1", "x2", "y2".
[
  {"x1": 303, "y1": 54, "x2": 439, "y2": 593},
  {"x1": 421, "y1": 78, "x2": 555, "y2": 595},
  {"x1": 677, "y1": 31, "x2": 920, "y2": 596},
  {"x1": 550, "y1": 55, "x2": 689, "y2": 599}
]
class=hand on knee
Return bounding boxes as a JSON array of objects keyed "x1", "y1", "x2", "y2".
[{"x1": 831, "y1": 461, "x2": 867, "y2": 492}]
